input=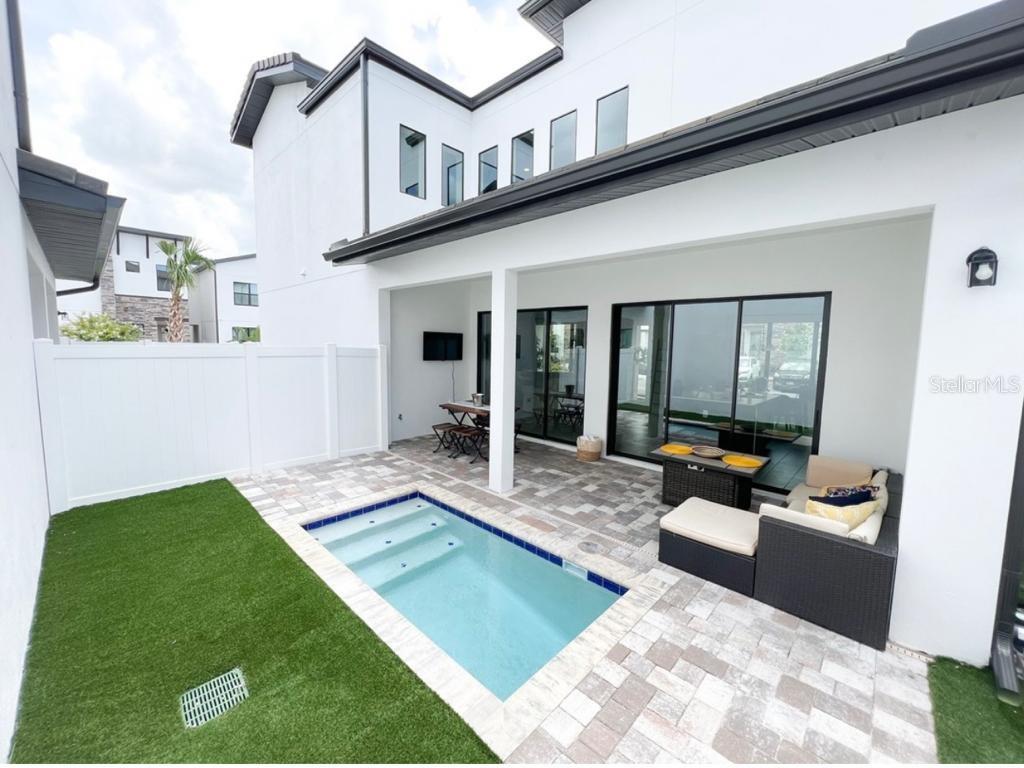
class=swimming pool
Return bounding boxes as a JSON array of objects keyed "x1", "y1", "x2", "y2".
[{"x1": 304, "y1": 492, "x2": 625, "y2": 700}]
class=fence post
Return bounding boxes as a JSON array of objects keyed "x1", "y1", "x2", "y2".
[
  {"x1": 325, "y1": 344, "x2": 340, "y2": 459},
  {"x1": 244, "y1": 343, "x2": 263, "y2": 473},
  {"x1": 33, "y1": 339, "x2": 69, "y2": 514},
  {"x1": 378, "y1": 344, "x2": 389, "y2": 451}
]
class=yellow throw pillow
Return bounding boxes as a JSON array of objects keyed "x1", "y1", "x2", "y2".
[{"x1": 805, "y1": 498, "x2": 879, "y2": 528}]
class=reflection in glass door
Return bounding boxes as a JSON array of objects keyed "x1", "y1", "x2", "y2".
[
  {"x1": 477, "y1": 307, "x2": 588, "y2": 444},
  {"x1": 608, "y1": 293, "x2": 829, "y2": 492}
]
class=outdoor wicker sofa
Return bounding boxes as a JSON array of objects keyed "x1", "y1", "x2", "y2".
[{"x1": 754, "y1": 472, "x2": 901, "y2": 650}]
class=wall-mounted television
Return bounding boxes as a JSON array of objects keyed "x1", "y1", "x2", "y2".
[{"x1": 423, "y1": 331, "x2": 463, "y2": 361}]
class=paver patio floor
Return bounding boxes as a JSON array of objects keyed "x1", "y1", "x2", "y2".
[{"x1": 235, "y1": 437, "x2": 936, "y2": 763}]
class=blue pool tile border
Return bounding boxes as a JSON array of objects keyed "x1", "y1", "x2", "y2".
[{"x1": 301, "y1": 491, "x2": 628, "y2": 597}]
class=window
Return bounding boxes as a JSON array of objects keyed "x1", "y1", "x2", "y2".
[
  {"x1": 399, "y1": 125, "x2": 426, "y2": 198},
  {"x1": 125, "y1": 260, "x2": 140, "y2": 273},
  {"x1": 233, "y1": 282, "x2": 259, "y2": 306},
  {"x1": 478, "y1": 146, "x2": 498, "y2": 194},
  {"x1": 596, "y1": 86, "x2": 628, "y2": 153},
  {"x1": 549, "y1": 111, "x2": 577, "y2": 170},
  {"x1": 232, "y1": 326, "x2": 260, "y2": 343},
  {"x1": 511, "y1": 130, "x2": 534, "y2": 183},
  {"x1": 156, "y1": 264, "x2": 170, "y2": 292},
  {"x1": 441, "y1": 145, "x2": 464, "y2": 206}
]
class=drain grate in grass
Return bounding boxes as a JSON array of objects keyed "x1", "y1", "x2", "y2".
[{"x1": 180, "y1": 668, "x2": 248, "y2": 728}]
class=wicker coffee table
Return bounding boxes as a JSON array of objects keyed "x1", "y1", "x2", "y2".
[{"x1": 650, "y1": 446, "x2": 770, "y2": 509}]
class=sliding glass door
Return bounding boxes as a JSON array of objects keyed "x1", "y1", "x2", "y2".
[
  {"x1": 477, "y1": 307, "x2": 588, "y2": 444},
  {"x1": 608, "y1": 293, "x2": 829, "y2": 492}
]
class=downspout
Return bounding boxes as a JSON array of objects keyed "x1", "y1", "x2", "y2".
[
  {"x1": 7, "y1": 0, "x2": 31, "y2": 151},
  {"x1": 360, "y1": 50, "x2": 370, "y2": 236}
]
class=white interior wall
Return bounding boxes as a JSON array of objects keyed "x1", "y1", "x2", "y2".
[
  {"x1": 0, "y1": 0, "x2": 50, "y2": 753},
  {"x1": 388, "y1": 280, "x2": 477, "y2": 441}
]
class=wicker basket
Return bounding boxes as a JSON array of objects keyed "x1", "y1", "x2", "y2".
[{"x1": 576, "y1": 435, "x2": 602, "y2": 462}]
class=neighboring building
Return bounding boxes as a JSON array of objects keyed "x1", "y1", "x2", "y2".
[
  {"x1": 1, "y1": 0, "x2": 123, "y2": 751},
  {"x1": 57, "y1": 225, "x2": 198, "y2": 341},
  {"x1": 190, "y1": 253, "x2": 260, "y2": 342},
  {"x1": 232, "y1": 0, "x2": 1024, "y2": 673}
]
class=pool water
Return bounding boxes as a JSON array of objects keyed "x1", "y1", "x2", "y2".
[{"x1": 308, "y1": 496, "x2": 621, "y2": 699}]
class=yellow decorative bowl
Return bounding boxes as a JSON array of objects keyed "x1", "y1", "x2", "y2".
[
  {"x1": 722, "y1": 454, "x2": 764, "y2": 468},
  {"x1": 660, "y1": 443, "x2": 693, "y2": 455}
]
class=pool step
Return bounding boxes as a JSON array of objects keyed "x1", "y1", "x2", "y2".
[
  {"x1": 359, "y1": 531, "x2": 465, "y2": 591},
  {"x1": 310, "y1": 499, "x2": 432, "y2": 547},
  {"x1": 324, "y1": 513, "x2": 451, "y2": 566}
]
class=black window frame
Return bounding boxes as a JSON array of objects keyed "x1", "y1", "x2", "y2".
[
  {"x1": 478, "y1": 145, "x2": 498, "y2": 194},
  {"x1": 605, "y1": 290, "x2": 832, "y2": 493},
  {"x1": 231, "y1": 326, "x2": 260, "y2": 343},
  {"x1": 155, "y1": 264, "x2": 170, "y2": 292},
  {"x1": 233, "y1": 281, "x2": 259, "y2": 307},
  {"x1": 595, "y1": 85, "x2": 629, "y2": 154},
  {"x1": 441, "y1": 144, "x2": 464, "y2": 207},
  {"x1": 398, "y1": 124, "x2": 426, "y2": 199},
  {"x1": 549, "y1": 109, "x2": 577, "y2": 171},
  {"x1": 510, "y1": 129, "x2": 535, "y2": 184},
  {"x1": 125, "y1": 260, "x2": 140, "y2": 273}
]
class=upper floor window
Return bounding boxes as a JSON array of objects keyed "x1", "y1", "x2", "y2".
[
  {"x1": 549, "y1": 110, "x2": 577, "y2": 171},
  {"x1": 233, "y1": 282, "x2": 259, "y2": 307},
  {"x1": 125, "y1": 260, "x2": 140, "y2": 273},
  {"x1": 511, "y1": 130, "x2": 534, "y2": 183},
  {"x1": 156, "y1": 264, "x2": 170, "y2": 292},
  {"x1": 596, "y1": 86, "x2": 628, "y2": 154},
  {"x1": 442, "y1": 145, "x2": 464, "y2": 206},
  {"x1": 478, "y1": 146, "x2": 498, "y2": 194},
  {"x1": 399, "y1": 125, "x2": 426, "y2": 198}
]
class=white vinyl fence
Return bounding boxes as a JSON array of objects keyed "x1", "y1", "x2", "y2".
[{"x1": 33, "y1": 340, "x2": 386, "y2": 513}]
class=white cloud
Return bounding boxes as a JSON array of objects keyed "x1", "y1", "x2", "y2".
[{"x1": 21, "y1": 0, "x2": 551, "y2": 258}]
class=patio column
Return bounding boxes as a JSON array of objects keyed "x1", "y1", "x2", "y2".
[{"x1": 489, "y1": 268, "x2": 517, "y2": 493}]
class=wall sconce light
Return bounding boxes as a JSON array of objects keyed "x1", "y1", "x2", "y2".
[{"x1": 967, "y1": 247, "x2": 998, "y2": 287}]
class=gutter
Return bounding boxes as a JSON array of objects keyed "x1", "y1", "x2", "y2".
[
  {"x1": 6, "y1": 0, "x2": 30, "y2": 150},
  {"x1": 56, "y1": 277, "x2": 100, "y2": 297}
]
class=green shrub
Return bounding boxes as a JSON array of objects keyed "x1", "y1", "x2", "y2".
[{"x1": 62, "y1": 313, "x2": 142, "y2": 342}]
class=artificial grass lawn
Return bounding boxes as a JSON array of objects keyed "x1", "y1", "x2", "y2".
[
  {"x1": 11, "y1": 480, "x2": 496, "y2": 763},
  {"x1": 930, "y1": 657, "x2": 1024, "y2": 763}
]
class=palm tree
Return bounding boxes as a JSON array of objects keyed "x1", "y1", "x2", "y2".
[{"x1": 157, "y1": 238, "x2": 214, "y2": 342}]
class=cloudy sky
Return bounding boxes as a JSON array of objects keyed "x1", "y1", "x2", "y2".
[{"x1": 21, "y1": 0, "x2": 552, "y2": 258}]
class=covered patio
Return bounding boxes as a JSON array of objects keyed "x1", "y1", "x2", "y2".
[{"x1": 238, "y1": 438, "x2": 937, "y2": 763}]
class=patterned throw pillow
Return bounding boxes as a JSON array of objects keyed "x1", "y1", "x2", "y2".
[
  {"x1": 805, "y1": 498, "x2": 879, "y2": 528},
  {"x1": 824, "y1": 484, "x2": 880, "y2": 499},
  {"x1": 808, "y1": 489, "x2": 873, "y2": 507}
]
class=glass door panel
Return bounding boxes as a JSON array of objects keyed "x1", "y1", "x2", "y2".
[
  {"x1": 734, "y1": 296, "x2": 826, "y2": 490},
  {"x1": 545, "y1": 309, "x2": 587, "y2": 442},
  {"x1": 477, "y1": 312, "x2": 491, "y2": 397},
  {"x1": 667, "y1": 301, "x2": 739, "y2": 447},
  {"x1": 610, "y1": 304, "x2": 671, "y2": 458},
  {"x1": 515, "y1": 310, "x2": 547, "y2": 438}
]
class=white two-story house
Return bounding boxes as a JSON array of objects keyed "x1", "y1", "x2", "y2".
[
  {"x1": 231, "y1": 0, "x2": 1024, "y2": 673},
  {"x1": 189, "y1": 253, "x2": 261, "y2": 342}
]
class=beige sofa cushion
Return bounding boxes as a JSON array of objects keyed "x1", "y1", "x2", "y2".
[
  {"x1": 871, "y1": 470, "x2": 890, "y2": 514},
  {"x1": 805, "y1": 455, "x2": 873, "y2": 489},
  {"x1": 661, "y1": 497, "x2": 759, "y2": 557},
  {"x1": 848, "y1": 509, "x2": 885, "y2": 545},
  {"x1": 759, "y1": 502, "x2": 850, "y2": 536},
  {"x1": 785, "y1": 482, "x2": 818, "y2": 508}
]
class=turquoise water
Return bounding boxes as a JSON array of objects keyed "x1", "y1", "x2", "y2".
[{"x1": 310, "y1": 498, "x2": 619, "y2": 699}]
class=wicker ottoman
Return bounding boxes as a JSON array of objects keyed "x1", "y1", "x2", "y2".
[{"x1": 658, "y1": 497, "x2": 759, "y2": 596}]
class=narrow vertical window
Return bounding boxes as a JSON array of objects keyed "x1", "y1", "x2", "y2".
[
  {"x1": 549, "y1": 111, "x2": 577, "y2": 171},
  {"x1": 478, "y1": 146, "x2": 498, "y2": 194},
  {"x1": 511, "y1": 130, "x2": 534, "y2": 183},
  {"x1": 596, "y1": 87, "x2": 628, "y2": 154},
  {"x1": 156, "y1": 264, "x2": 170, "y2": 292},
  {"x1": 399, "y1": 125, "x2": 426, "y2": 198},
  {"x1": 441, "y1": 145, "x2": 464, "y2": 206}
]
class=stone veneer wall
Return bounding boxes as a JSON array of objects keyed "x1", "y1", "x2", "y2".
[{"x1": 114, "y1": 294, "x2": 190, "y2": 342}]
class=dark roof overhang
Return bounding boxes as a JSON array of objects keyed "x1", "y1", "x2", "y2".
[
  {"x1": 296, "y1": 39, "x2": 562, "y2": 117},
  {"x1": 117, "y1": 225, "x2": 188, "y2": 241},
  {"x1": 18, "y1": 149, "x2": 125, "y2": 284},
  {"x1": 230, "y1": 52, "x2": 328, "y2": 148},
  {"x1": 518, "y1": 0, "x2": 592, "y2": 44},
  {"x1": 325, "y1": 1, "x2": 1024, "y2": 265}
]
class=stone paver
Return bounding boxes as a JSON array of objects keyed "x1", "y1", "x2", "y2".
[{"x1": 233, "y1": 437, "x2": 936, "y2": 764}]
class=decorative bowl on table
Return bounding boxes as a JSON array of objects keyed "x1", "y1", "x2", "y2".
[
  {"x1": 660, "y1": 443, "x2": 693, "y2": 456},
  {"x1": 471, "y1": 393, "x2": 484, "y2": 406},
  {"x1": 721, "y1": 454, "x2": 764, "y2": 468},
  {"x1": 691, "y1": 445, "x2": 726, "y2": 459}
]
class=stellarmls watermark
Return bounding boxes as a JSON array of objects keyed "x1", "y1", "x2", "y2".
[{"x1": 929, "y1": 375, "x2": 1022, "y2": 394}]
